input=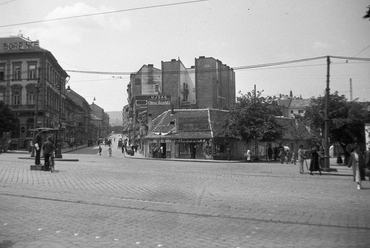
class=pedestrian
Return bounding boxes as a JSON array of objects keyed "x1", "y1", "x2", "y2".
[
  {"x1": 298, "y1": 145, "x2": 306, "y2": 174},
  {"x1": 226, "y1": 146, "x2": 231, "y2": 161},
  {"x1": 244, "y1": 149, "x2": 251, "y2": 162},
  {"x1": 34, "y1": 130, "x2": 43, "y2": 165},
  {"x1": 267, "y1": 145, "x2": 273, "y2": 161},
  {"x1": 279, "y1": 147, "x2": 285, "y2": 164},
  {"x1": 365, "y1": 146, "x2": 370, "y2": 180},
  {"x1": 98, "y1": 144, "x2": 102, "y2": 156},
  {"x1": 309, "y1": 147, "x2": 322, "y2": 175},
  {"x1": 42, "y1": 136, "x2": 56, "y2": 171},
  {"x1": 318, "y1": 146, "x2": 325, "y2": 169},
  {"x1": 291, "y1": 151, "x2": 297, "y2": 165},
  {"x1": 347, "y1": 144, "x2": 365, "y2": 190},
  {"x1": 286, "y1": 150, "x2": 292, "y2": 164},
  {"x1": 273, "y1": 147, "x2": 279, "y2": 161},
  {"x1": 337, "y1": 154, "x2": 343, "y2": 165},
  {"x1": 108, "y1": 145, "x2": 112, "y2": 157}
]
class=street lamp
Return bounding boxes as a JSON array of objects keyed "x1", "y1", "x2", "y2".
[
  {"x1": 55, "y1": 76, "x2": 70, "y2": 158},
  {"x1": 31, "y1": 68, "x2": 41, "y2": 157}
]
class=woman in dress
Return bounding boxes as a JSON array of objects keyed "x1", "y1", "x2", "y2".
[{"x1": 309, "y1": 147, "x2": 322, "y2": 175}]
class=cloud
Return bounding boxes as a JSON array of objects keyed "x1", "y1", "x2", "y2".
[
  {"x1": 22, "y1": 2, "x2": 131, "y2": 46},
  {"x1": 312, "y1": 41, "x2": 330, "y2": 49}
]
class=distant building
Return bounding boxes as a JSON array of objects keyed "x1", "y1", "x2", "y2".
[
  {"x1": 90, "y1": 102, "x2": 109, "y2": 139},
  {"x1": 275, "y1": 92, "x2": 311, "y2": 118},
  {"x1": 195, "y1": 56, "x2": 235, "y2": 110},
  {"x1": 125, "y1": 56, "x2": 236, "y2": 148},
  {"x1": 144, "y1": 108, "x2": 231, "y2": 160}
]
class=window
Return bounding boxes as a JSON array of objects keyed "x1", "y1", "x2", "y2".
[
  {"x1": 13, "y1": 91, "x2": 21, "y2": 105},
  {"x1": 28, "y1": 92, "x2": 35, "y2": 105},
  {"x1": 28, "y1": 64, "x2": 37, "y2": 79},
  {"x1": 0, "y1": 65, "x2": 5, "y2": 81},
  {"x1": 13, "y1": 64, "x2": 21, "y2": 80},
  {"x1": 0, "y1": 91, "x2": 4, "y2": 102}
]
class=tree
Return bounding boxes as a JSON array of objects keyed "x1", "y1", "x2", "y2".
[
  {"x1": 304, "y1": 92, "x2": 365, "y2": 161},
  {"x1": 0, "y1": 101, "x2": 17, "y2": 133},
  {"x1": 223, "y1": 90, "x2": 284, "y2": 158},
  {"x1": 364, "y1": 5, "x2": 370, "y2": 20}
]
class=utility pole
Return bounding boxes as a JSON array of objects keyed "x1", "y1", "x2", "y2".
[
  {"x1": 323, "y1": 56, "x2": 331, "y2": 172},
  {"x1": 350, "y1": 78, "x2": 353, "y2": 101}
]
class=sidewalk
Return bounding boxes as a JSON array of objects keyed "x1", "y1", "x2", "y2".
[
  {"x1": 15, "y1": 144, "x2": 88, "y2": 162},
  {"x1": 125, "y1": 151, "x2": 353, "y2": 177}
]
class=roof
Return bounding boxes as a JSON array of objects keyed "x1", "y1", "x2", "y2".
[
  {"x1": 275, "y1": 117, "x2": 312, "y2": 140},
  {"x1": 145, "y1": 108, "x2": 229, "y2": 140},
  {"x1": 289, "y1": 99, "x2": 311, "y2": 108},
  {"x1": 277, "y1": 99, "x2": 292, "y2": 108}
]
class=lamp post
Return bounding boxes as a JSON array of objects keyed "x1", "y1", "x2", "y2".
[
  {"x1": 55, "y1": 76, "x2": 70, "y2": 158},
  {"x1": 31, "y1": 68, "x2": 41, "y2": 157}
]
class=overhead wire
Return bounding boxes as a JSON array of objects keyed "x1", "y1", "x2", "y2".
[{"x1": 0, "y1": 0, "x2": 208, "y2": 28}]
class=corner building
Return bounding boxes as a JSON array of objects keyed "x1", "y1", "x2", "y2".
[{"x1": 0, "y1": 35, "x2": 69, "y2": 149}]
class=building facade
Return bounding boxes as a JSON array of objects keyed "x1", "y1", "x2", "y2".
[{"x1": 0, "y1": 35, "x2": 69, "y2": 149}]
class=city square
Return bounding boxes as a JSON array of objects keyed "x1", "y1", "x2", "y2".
[{"x1": 1, "y1": 144, "x2": 370, "y2": 248}]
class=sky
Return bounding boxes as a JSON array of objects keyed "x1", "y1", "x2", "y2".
[{"x1": 0, "y1": 0, "x2": 369, "y2": 111}]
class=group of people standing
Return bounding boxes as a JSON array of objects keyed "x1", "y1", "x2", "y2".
[
  {"x1": 34, "y1": 130, "x2": 56, "y2": 171},
  {"x1": 297, "y1": 144, "x2": 370, "y2": 190}
]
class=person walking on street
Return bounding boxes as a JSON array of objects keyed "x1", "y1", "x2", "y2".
[
  {"x1": 42, "y1": 136, "x2": 56, "y2": 171},
  {"x1": 226, "y1": 146, "x2": 231, "y2": 161},
  {"x1": 298, "y1": 145, "x2": 306, "y2": 174},
  {"x1": 279, "y1": 147, "x2": 286, "y2": 164},
  {"x1": 34, "y1": 130, "x2": 43, "y2": 165},
  {"x1": 273, "y1": 147, "x2": 279, "y2": 161},
  {"x1": 348, "y1": 144, "x2": 365, "y2": 190},
  {"x1": 309, "y1": 146, "x2": 322, "y2": 175},
  {"x1": 244, "y1": 149, "x2": 251, "y2": 162},
  {"x1": 267, "y1": 145, "x2": 273, "y2": 161},
  {"x1": 365, "y1": 146, "x2": 370, "y2": 180},
  {"x1": 108, "y1": 144, "x2": 112, "y2": 157},
  {"x1": 98, "y1": 144, "x2": 102, "y2": 156}
]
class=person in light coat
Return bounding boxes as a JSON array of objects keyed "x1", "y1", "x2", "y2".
[{"x1": 348, "y1": 144, "x2": 365, "y2": 190}]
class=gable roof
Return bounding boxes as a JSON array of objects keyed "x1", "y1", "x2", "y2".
[
  {"x1": 276, "y1": 117, "x2": 312, "y2": 140},
  {"x1": 146, "y1": 108, "x2": 229, "y2": 140},
  {"x1": 289, "y1": 99, "x2": 311, "y2": 108}
]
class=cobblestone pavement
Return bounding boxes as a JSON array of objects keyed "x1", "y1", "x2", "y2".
[{"x1": 1, "y1": 148, "x2": 370, "y2": 248}]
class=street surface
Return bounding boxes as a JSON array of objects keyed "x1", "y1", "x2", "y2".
[{"x1": 1, "y1": 137, "x2": 370, "y2": 247}]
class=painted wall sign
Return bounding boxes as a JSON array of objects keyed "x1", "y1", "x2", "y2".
[{"x1": 3, "y1": 41, "x2": 40, "y2": 51}]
